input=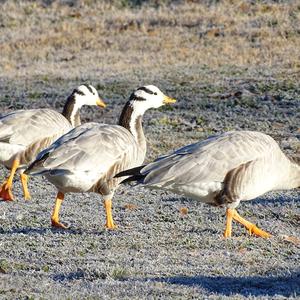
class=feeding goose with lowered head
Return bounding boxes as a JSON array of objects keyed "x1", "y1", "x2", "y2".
[
  {"x1": 0, "y1": 84, "x2": 106, "y2": 201},
  {"x1": 25, "y1": 85, "x2": 176, "y2": 229},
  {"x1": 116, "y1": 131, "x2": 300, "y2": 238}
]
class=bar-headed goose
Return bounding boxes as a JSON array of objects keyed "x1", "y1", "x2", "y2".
[
  {"x1": 0, "y1": 84, "x2": 106, "y2": 201},
  {"x1": 116, "y1": 131, "x2": 300, "y2": 238},
  {"x1": 25, "y1": 85, "x2": 176, "y2": 229}
]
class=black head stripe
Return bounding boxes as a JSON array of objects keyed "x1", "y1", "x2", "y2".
[
  {"x1": 74, "y1": 88, "x2": 85, "y2": 96},
  {"x1": 129, "y1": 92, "x2": 146, "y2": 101},
  {"x1": 137, "y1": 86, "x2": 155, "y2": 95},
  {"x1": 83, "y1": 84, "x2": 94, "y2": 94}
]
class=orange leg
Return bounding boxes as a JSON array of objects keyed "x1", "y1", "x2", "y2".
[
  {"x1": 224, "y1": 208, "x2": 271, "y2": 238},
  {"x1": 51, "y1": 192, "x2": 68, "y2": 229},
  {"x1": 104, "y1": 199, "x2": 117, "y2": 229},
  {"x1": 0, "y1": 159, "x2": 19, "y2": 201},
  {"x1": 20, "y1": 173, "x2": 31, "y2": 200},
  {"x1": 223, "y1": 208, "x2": 234, "y2": 238}
]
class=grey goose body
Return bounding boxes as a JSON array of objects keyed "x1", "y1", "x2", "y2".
[
  {"x1": 0, "y1": 84, "x2": 106, "y2": 201},
  {"x1": 0, "y1": 108, "x2": 72, "y2": 168},
  {"x1": 116, "y1": 131, "x2": 300, "y2": 238},
  {"x1": 29, "y1": 122, "x2": 143, "y2": 194}
]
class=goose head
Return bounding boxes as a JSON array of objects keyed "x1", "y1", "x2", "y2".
[
  {"x1": 62, "y1": 84, "x2": 106, "y2": 127},
  {"x1": 128, "y1": 85, "x2": 176, "y2": 115},
  {"x1": 72, "y1": 84, "x2": 106, "y2": 108}
]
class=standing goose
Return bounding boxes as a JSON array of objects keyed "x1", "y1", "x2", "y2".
[
  {"x1": 25, "y1": 85, "x2": 176, "y2": 229},
  {"x1": 0, "y1": 84, "x2": 106, "y2": 201},
  {"x1": 116, "y1": 131, "x2": 300, "y2": 238}
]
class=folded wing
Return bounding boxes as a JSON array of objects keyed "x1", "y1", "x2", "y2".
[
  {"x1": 140, "y1": 131, "x2": 280, "y2": 188},
  {"x1": 0, "y1": 109, "x2": 72, "y2": 146},
  {"x1": 26, "y1": 123, "x2": 141, "y2": 179}
]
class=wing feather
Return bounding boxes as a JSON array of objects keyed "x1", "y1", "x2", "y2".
[
  {"x1": 27, "y1": 123, "x2": 141, "y2": 178},
  {"x1": 0, "y1": 109, "x2": 72, "y2": 146},
  {"x1": 141, "y1": 131, "x2": 280, "y2": 187}
]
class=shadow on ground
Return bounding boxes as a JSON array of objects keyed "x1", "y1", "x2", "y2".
[{"x1": 151, "y1": 273, "x2": 300, "y2": 297}]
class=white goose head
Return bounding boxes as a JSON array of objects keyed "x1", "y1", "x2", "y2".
[
  {"x1": 118, "y1": 85, "x2": 176, "y2": 144},
  {"x1": 62, "y1": 84, "x2": 106, "y2": 127},
  {"x1": 72, "y1": 84, "x2": 106, "y2": 108},
  {"x1": 128, "y1": 85, "x2": 176, "y2": 116}
]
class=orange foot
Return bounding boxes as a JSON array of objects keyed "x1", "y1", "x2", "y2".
[
  {"x1": 24, "y1": 192, "x2": 31, "y2": 201},
  {"x1": 0, "y1": 183, "x2": 14, "y2": 201},
  {"x1": 223, "y1": 227, "x2": 232, "y2": 238},
  {"x1": 231, "y1": 208, "x2": 271, "y2": 238},
  {"x1": 51, "y1": 219, "x2": 69, "y2": 229},
  {"x1": 248, "y1": 224, "x2": 271, "y2": 238},
  {"x1": 105, "y1": 222, "x2": 118, "y2": 230}
]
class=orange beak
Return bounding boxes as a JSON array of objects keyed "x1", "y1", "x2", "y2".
[{"x1": 96, "y1": 98, "x2": 107, "y2": 108}]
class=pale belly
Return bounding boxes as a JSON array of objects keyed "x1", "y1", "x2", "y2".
[
  {"x1": 0, "y1": 142, "x2": 26, "y2": 168},
  {"x1": 162, "y1": 178, "x2": 278, "y2": 204},
  {"x1": 152, "y1": 181, "x2": 223, "y2": 204},
  {"x1": 45, "y1": 171, "x2": 102, "y2": 193}
]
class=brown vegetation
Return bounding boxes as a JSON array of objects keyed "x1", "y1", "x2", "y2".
[{"x1": 0, "y1": 1, "x2": 300, "y2": 82}]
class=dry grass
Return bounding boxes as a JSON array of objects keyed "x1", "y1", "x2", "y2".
[{"x1": 0, "y1": 0, "x2": 300, "y2": 82}]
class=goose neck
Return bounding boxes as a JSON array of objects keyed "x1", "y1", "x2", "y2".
[
  {"x1": 118, "y1": 102, "x2": 146, "y2": 149},
  {"x1": 62, "y1": 94, "x2": 81, "y2": 127}
]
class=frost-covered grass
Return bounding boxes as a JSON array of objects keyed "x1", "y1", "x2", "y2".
[{"x1": 0, "y1": 1, "x2": 299, "y2": 299}]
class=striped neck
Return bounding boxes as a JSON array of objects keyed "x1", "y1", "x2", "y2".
[
  {"x1": 118, "y1": 101, "x2": 146, "y2": 152},
  {"x1": 62, "y1": 94, "x2": 81, "y2": 127}
]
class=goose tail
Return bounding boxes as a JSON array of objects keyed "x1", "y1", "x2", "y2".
[{"x1": 115, "y1": 165, "x2": 146, "y2": 184}]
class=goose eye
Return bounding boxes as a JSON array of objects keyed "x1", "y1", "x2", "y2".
[{"x1": 154, "y1": 92, "x2": 157, "y2": 95}]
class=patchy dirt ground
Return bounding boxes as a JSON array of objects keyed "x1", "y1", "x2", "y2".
[{"x1": 0, "y1": 1, "x2": 299, "y2": 299}]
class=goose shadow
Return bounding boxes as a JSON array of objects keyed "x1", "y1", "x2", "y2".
[{"x1": 150, "y1": 272, "x2": 300, "y2": 297}]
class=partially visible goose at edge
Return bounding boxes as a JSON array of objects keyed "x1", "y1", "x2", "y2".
[
  {"x1": 25, "y1": 85, "x2": 176, "y2": 229},
  {"x1": 0, "y1": 84, "x2": 106, "y2": 201},
  {"x1": 116, "y1": 131, "x2": 300, "y2": 238}
]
